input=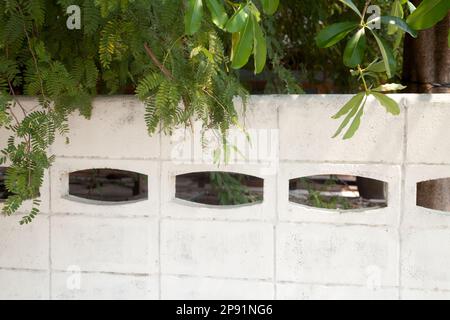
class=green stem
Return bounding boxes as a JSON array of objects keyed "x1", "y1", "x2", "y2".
[{"x1": 360, "y1": 0, "x2": 371, "y2": 25}]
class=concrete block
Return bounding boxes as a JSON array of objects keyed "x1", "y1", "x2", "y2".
[
  {"x1": 51, "y1": 271, "x2": 158, "y2": 300},
  {"x1": 278, "y1": 95, "x2": 405, "y2": 163},
  {"x1": 401, "y1": 227, "x2": 450, "y2": 291},
  {"x1": 276, "y1": 223, "x2": 399, "y2": 286},
  {"x1": 161, "y1": 162, "x2": 276, "y2": 221},
  {"x1": 51, "y1": 97, "x2": 160, "y2": 159},
  {"x1": 276, "y1": 282, "x2": 398, "y2": 300},
  {"x1": 406, "y1": 94, "x2": 450, "y2": 164},
  {"x1": 401, "y1": 288, "x2": 450, "y2": 300},
  {"x1": 161, "y1": 97, "x2": 279, "y2": 165},
  {"x1": 51, "y1": 216, "x2": 159, "y2": 274},
  {"x1": 0, "y1": 269, "x2": 49, "y2": 299},
  {"x1": 403, "y1": 165, "x2": 450, "y2": 228},
  {"x1": 0, "y1": 215, "x2": 49, "y2": 270},
  {"x1": 161, "y1": 275, "x2": 273, "y2": 300},
  {"x1": 50, "y1": 158, "x2": 159, "y2": 217},
  {"x1": 279, "y1": 163, "x2": 401, "y2": 226},
  {"x1": 161, "y1": 220, "x2": 273, "y2": 280}
]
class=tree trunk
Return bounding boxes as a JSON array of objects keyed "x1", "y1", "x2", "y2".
[{"x1": 403, "y1": 4, "x2": 450, "y2": 210}]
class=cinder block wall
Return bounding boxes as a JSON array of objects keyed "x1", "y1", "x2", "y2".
[{"x1": 1, "y1": 94, "x2": 450, "y2": 300}]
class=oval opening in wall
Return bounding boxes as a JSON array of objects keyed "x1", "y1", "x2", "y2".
[
  {"x1": 289, "y1": 174, "x2": 387, "y2": 210},
  {"x1": 68, "y1": 169, "x2": 148, "y2": 202},
  {"x1": 417, "y1": 178, "x2": 450, "y2": 213},
  {"x1": 0, "y1": 167, "x2": 11, "y2": 202},
  {"x1": 175, "y1": 172, "x2": 264, "y2": 206}
]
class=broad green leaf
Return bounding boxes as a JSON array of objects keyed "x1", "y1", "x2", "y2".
[
  {"x1": 316, "y1": 21, "x2": 359, "y2": 48},
  {"x1": 407, "y1": 0, "x2": 450, "y2": 30},
  {"x1": 205, "y1": 0, "x2": 228, "y2": 28},
  {"x1": 343, "y1": 28, "x2": 366, "y2": 67},
  {"x1": 377, "y1": 16, "x2": 418, "y2": 37},
  {"x1": 372, "y1": 92, "x2": 401, "y2": 115},
  {"x1": 366, "y1": 60, "x2": 386, "y2": 73},
  {"x1": 260, "y1": 0, "x2": 279, "y2": 15},
  {"x1": 339, "y1": 0, "x2": 362, "y2": 17},
  {"x1": 388, "y1": 0, "x2": 404, "y2": 34},
  {"x1": 332, "y1": 92, "x2": 365, "y2": 119},
  {"x1": 371, "y1": 30, "x2": 396, "y2": 78},
  {"x1": 253, "y1": 16, "x2": 267, "y2": 74},
  {"x1": 185, "y1": 0, "x2": 203, "y2": 35},
  {"x1": 373, "y1": 83, "x2": 406, "y2": 92},
  {"x1": 231, "y1": 15, "x2": 254, "y2": 69},
  {"x1": 225, "y1": 5, "x2": 249, "y2": 33},
  {"x1": 332, "y1": 102, "x2": 360, "y2": 138},
  {"x1": 343, "y1": 102, "x2": 365, "y2": 139}
]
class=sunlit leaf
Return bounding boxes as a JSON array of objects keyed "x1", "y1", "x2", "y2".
[
  {"x1": 253, "y1": 16, "x2": 267, "y2": 74},
  {"x1": 231, "y1": 15, "x2": 254, "y2": 69},
  {"x1": 343, "y1": 28, "x2": 366, "y2": 67},
  {"x1": 407, "y1": 0, "x2": 450, "y2": 30},
  {"x1": 372, "y1": 83, "x2": 406, "y2": 92},
  {"x1": 205, "y1": 0, "x2": 228, "y2": 28},
  {"x1": 372, "y1": 92, "x2": 401, "y2": 115},
  {"x1": 225, "y1": 5, "x2": 248, "y2": 32},
  {"x1": 371, "y1": 30, "x2": 396, "y2": 78},
  {"x1": 316, "y1": 21, "x2": 359, "y2": 48},
  {"x1": 185, "y1": 0, "x2": 203, "y2": 35},
  {"x1": 332, "y1": 92, "x2": 365, "y2": 119},
  {"x1": 343, "y1": 103, "x2": 365, "y2": 139},
  {"x1": 260, "y1": 0, "x2": 279, "y2": 15},
  {"x1": 339, "y1": 0, "x2": 362, "y2": 17}
]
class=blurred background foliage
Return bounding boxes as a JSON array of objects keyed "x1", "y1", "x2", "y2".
[{"x1": 241, "y1": 0, "x2": 399, "y2": 94}]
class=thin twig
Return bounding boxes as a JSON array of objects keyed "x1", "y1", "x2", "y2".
[
  {"x1": 361, "y1": 0, "x2": 371, "y2": 24},
  {"x1": 143, "y1": 43, "x2": 194, "y2": 130},
  {"x1": 144, "y1": 43, "x2": 175, "y2": 81}
]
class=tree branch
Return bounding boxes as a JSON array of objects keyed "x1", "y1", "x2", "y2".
[{"x1": 144, "y1": 43, "x2": 175, "y2": 81}]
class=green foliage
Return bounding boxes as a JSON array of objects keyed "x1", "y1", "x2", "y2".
[
  {"x1": 0, "y1": 0, "x2": 277, "y2": 223},
  {"x1": 407, "y1": 0, "x2": 450, "y2": 30},
  {"x1": 317, "y1": 0, "x2": 448, "y2": 139},
  {"x1": 209, "y1": 172, "x2": 261, "y2": 205},
  {"x1": 185, "y1": 0, "x2": 279, "y2": 73}
]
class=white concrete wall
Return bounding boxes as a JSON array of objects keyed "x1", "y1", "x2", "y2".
[{"x1": 0, "y1": 94, "x2": 450, "y2": 300}]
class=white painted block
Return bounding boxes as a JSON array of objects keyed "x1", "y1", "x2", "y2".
[
  {"x1": 0, "y1": 215, "x2": 49, "y2": 270},
  {"x1": 50, "y1": 158, "x2": 159, "y2": 217},
  {"x1": 277, "y1": 282, "x2": 398, "y2": 300},
  {"x1": 0, "y1": 269, "x2": 49, "y2": 299},
  {"x1": 401, "y1": 228, "x2": 450, "y2": 291},
  {"x1": 52, "y1": 271, "x2": 158, "y2": 300},
  {"x1": 161, "y1": 162, "x2": 276, "y2": 221},
  {"x1": 401, "y1": 288, "x2": 450, "y2": 300},
  {"x1": 404, "y1": 165, "x2": 450, "y2": 228},
  {"x1": 160, "y1": 97, "x2": 279, "y2": 164},
  {"x1": 162, "y1": 275, "x2": 273, "y2": 300},
  {"x1": 161, "y1": 220, "x2": 273, "y2": 280},
  {"x1": 51, "y1": 216, "x2": 159, "y2": 274},
  {"x1": 279, "y1": 163, "x2": 401, "y2": 226},
  {"x1": 51, "y1": 97, "x2": 160, "y2": 159},
  {"x1": 406, "y1": 94, "x2": 450, "y2": 164},
  {"x1": 278, "y1": 95, "x2": 405, "y2": 163},
  {"x1": 277, "y1": 223, "x2": 398, "y2": 286}
]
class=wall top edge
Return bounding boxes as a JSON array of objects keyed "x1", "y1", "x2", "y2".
[{"x1": 10, "y1": 94, "x2": 449, "y2": 111}]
